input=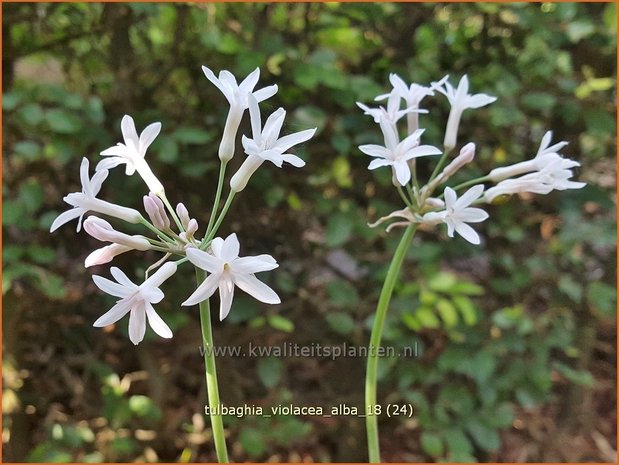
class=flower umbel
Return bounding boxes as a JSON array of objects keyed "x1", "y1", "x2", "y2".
[
  {"x1": 182, "y1": 233, "x2": 280, "y2": 320},
  {"x1": 93, "y1": 262, "x2": 177, "y2": 345}
]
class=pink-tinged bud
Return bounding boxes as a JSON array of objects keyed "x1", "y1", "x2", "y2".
[
  {"x1": 143, "y1": 193, "x2": 170, "y2": 230},
  {"x1": 85, "y1": 243, "x2": 132, "y2": 267},
  {"x1": 186, "y1": 219, "x2": 198, "y2": 236},
  {"x1": 176, "y1": 203, "x2": 190, "y2": 229},
  {"x1": 84, "y1": 216, "x2": 151, "y2": 250},
  {"x1": 424, "y1": 197, "x2": 446, "y2": 209}
]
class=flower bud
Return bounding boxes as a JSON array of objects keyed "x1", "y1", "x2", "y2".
[
  {"x1": 443, "y1": 107, "x2": 464, "y2": 152},
  {"x1": 176, "y1": 203, "x2": 191, "y2": 229},
  {"x1": 85, "y1": 243, "x2": 132, "y2": 267},
  {"x1": 84, "y1": 216, "x2": 151, "y2": 250},
  {"x1": 67, "y1": 195, "x2": 142, "y2": 224},
  {"x1": 143, "y1": 193, "x2": 170, "y2": 230}
]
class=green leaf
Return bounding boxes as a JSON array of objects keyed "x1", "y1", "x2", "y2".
[
  {"x1": 325, "y1": 312, "x2": 355, "y2": 335},
  {"x1": 18, "y1": 103, "x2": 44, "y2": 126},
  {"x1": 553, "y1": 362, "x2": 594, "y2": 387},
  {"x1": 267, "y1": 315, "x2": 295, "y2": 333},
  {"x1": 14, "y1": 141, "x2": 42, "y2": 161},
  {"x1": 428, "y1": 272, "x2": 457, "y2": 293},
  {"x1": 45, "y1": 109, "x2": 83, "y2": 134},
  {"x1": 420, "y1": 431, "x2": 444, "y2": 457},
  {"x1": 415, "y1": 307, "x2": 440, "y2": 329},
  {"x1": 586, "y1": 282, "x2": 616, "y2": 317},
  {"x1": 465, "y1": 419, "x2": 500, "y2": 451},
  {"x1": 453, "y1": 295, "x2": 477, "y2": 325},
  {"x1": 325, "y1": 213, "x2": 353, "y2": 247},
  {"x1": 257, "y1": 357, "x2": 282, "y2": 389},
  {"x1": 239, "y1": 428, "x2": 267, "y2": 457},
  {"x1": 172, "y1": 127, "x2": 212, "y2": 144},
  {"x1": 326, "y1": 279, "x2": 360, "y2": 307},
  {"x1": 436, "y1": 299, "x2": 458, "y2": 327}
]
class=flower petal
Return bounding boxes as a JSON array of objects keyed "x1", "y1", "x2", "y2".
[
  {"x1": 280, "y1": 154, "x2": 306, "y2": 168},
  {"x1": 139, "y1": 122, "x2": 162, "y2": 155},
  {"x1": 455, "y1": 222, "x2": 481, "y2": 245},
  {"x1": 221, "y1": 233, "x2": 240, "y2": 262},
  {"x1": 140, "y1": 286, "x2": 165, "y2": 304},
  {"x1": 110, "y1": 267, "x2": 137, "y2": 289},
  {"x1": 186, "y1": 247, "x2": 222, "y2": 274},
  {"x1": 181, "y1": 272, "x2": 221, "y2": 306},
  {"x1": 234, "y1": 273, "x2": 281, "y2": 305},
  {"x1": 121, "y1": 115, "x2": 139, "y2": 149},
  {"x1": 50, "y1": 208, "x2": 83, "y2": 233},
  {"x1": 274, "y1": 128, "x2": 316, "y2": 153},
  {"x1": 359, "y1": 144, "x2": 390, "y2": 159},
  {"x1": 128, "y1": 303, "x2": 147, "y2": 345},
  {"x1": 393, "y1": 160, "x2": 411, "y2": 186},
  {"x1": 145, "y1": 303, "x2": 173, "y2": 338},
  {"x1": 218, "y1": 277, "x2": 235, "y2": 320},
  {"x1": 93, "y1": 299, "x2": 133, "y2": 327},
  {"x1": 455, "y1": 185, "x2": 485, "y2": 209},
  {"x1": 247, "y1": 94, "x2": 262, "y2": 140},
  {"x1": 232, "y1": 255, "x2": 278, "y2": 274},
  {"x1": 368, "y1": 158, "x2": 393, "y2": 170},
  {"x1": 253, "y1": 84, "x2": 278, "y2": 103},
  {"x1": 239, "y1": 67, "x2": 260, "y2": 93},
  {"x1": 92, "y1": 275, "x2": 133, "y2": 298}
]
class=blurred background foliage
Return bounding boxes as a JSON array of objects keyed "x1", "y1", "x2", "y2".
[{"x1": 2, "y1": 2, "x2": 616, "y2": 462}]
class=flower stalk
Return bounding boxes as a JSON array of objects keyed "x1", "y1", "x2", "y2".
[
  {"x1": 366, "y1": 223, "x2": 417, "y2": 463},
  {"x1": 196, "y1": 268, "x2": 229, "y2": 463}
]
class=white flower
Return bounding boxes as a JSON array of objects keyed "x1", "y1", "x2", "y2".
[
  {"x1": 50, "y1": 158, "x2": 142, "y2": 233},
  {"x1": 484, "y1": 156, "x2": 586, "y2": 202},
  {"x1": 93, "y1": 262, "x2": 177, "y2": 345},
  {"x1": 433, "y1": 75, "x2": 496, "y2": 150},
  {"x1": 359, "y1": 119, "x2": 441, "y2": 186},
  {"x1": 488, "y1": 131, "x2": 579, "y2": 182},
  {"x1": 182, "y1": 233, "x2": 280, "y2": 320},
  {"x1": 230, "y1": 95, "x2": 315, "y2": 192},
  {"x1": 98, "y1": 115, "x2": 164, "y2": 195},
  {"x1": 375, "y1": 74, "x2": 436, "y2": 132},
  {"x1": 83, "y1": 216, "x2": 151, "y2": 250},
  {"x1": 202, "y1": 66, "x2": 278, "y2": 162},
  {"x1": 422, "y1": 185, "x2": 489, "y2": 245},
  {"x1": 357, "y1": 87, "x2": 426, "y2": 126}
]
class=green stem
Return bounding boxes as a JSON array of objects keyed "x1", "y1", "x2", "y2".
[
  {"x1": 448, "y1": 174, "x2": 492, "y2": 194},
  {"x1": 161, "y1": 194, "x2": 185, "y2": 233},
  {"x1": 200, "y1": 191, "x2": 236, "y2": 250},
  {"x1": 428, "y1": 148, "x2": 453, "y2": 184},
  {"x1": 396, "y1": 186, "x2": 415, "y2": 210},
  {"x1": 366, "y1": 223, "x2": 417, "y2": 463},
  {"x1": 196, "y1": 268, "x2": 229, "y2": 463},
  {"x1": 206, "y1": 162, "x2": 228, "y2": 237},
  {"x1": 139, "y1": 217, "x2": 175, "y2": 243}
]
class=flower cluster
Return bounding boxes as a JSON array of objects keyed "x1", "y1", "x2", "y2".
[
  {"x1": 51, "y1": 66, "x2": 315, "y2": 345},
  {"x1": 358, "y1": 74, "x2": 585, "y2": 245}
]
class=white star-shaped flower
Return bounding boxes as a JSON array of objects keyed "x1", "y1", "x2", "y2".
[
  {"x1": 93, "y1": 262, "x2": 177, "y2": 345},
  {"x1": 423, "y1": 185, "x2": 489, "y2": 245},
  {"x1": 182, "y1": 233, "x2": 280, "y2": 320},
  {"x1": 98, "y1": 115, "x2": 164, "y2": 195},
  {"x1": 359, "y1": 119, "x2": 441, "y2": 186},
  {"x1": 50, "y1": 158, "x2": 141, "y2": 233},
  {"x1": 230, "y1": 94, "x2": 315, "y2": 192}
]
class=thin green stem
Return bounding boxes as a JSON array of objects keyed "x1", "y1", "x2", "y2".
[
  {"x1": 201, "y1": 191, "x2": 236, "y2": 250},
  {"x1": 396, "y1": 186, "x2": 415, "y2": 210},
  {"x1": 366, "y1": 223, "x2": 417, "y2": 463},
  {"x1": 161, "y1": 194, "x2": 185, "y2": 233},
  {"x1": 139, "y1": 217, "x2": 175, "y2": 243},
  {"x1": 196, "y1": 268, "x2": 229, "y2": 463},
  {"x1": 428, "y1": 148, "x2": 453, "y2": 184},
  {"x1": 206, "y1": 162, "x2": 228, "y2": 237},
  {"x1": 448, "y1": 174, "x2": 492, "y2": 194}
]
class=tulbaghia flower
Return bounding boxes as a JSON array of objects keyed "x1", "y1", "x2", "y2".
[
  {"x1": 85, "y1": 243, "x2": 133, "y2": 268},
  {"x1": 359, "y1": 119, "x2": 441, "y2": 186},
  {"x1": 488, "y1": 131, "x2": 579, "y2": 182},
  {"x1": 50, "y1": 158, "x2": 142, "y2": 233},
  {"x1": 230, "y1": 95, "x2": 315, "y2": 192},
  {"x1": 98, "y1": 115, "x2": 165, "y2": 195},
  {"x1": 357, "y1": 87, "x2": 426, "y2": 126},
  {"x1": 375, "y1": 74, "x2": 437, "y2": 132},
  {"x1": 202, "y1": 66, "x2": 278, "y2": 162},
  {"x1": 93, "y1": 262, "x2": 177, "y2": 345},
  {"x1": 433, "y1": 75, "x2": 496, "y2": 150},
  {"x1": 83, "y1": 216, "x2": 151, "y2": 250},
  {"x1": 182, "y1": 233, "x2": 280, "y2": 320},
  {"x1": 422, "y1": 185, "x2": 489, "y2": 245},
  {"x1": 484, "y1": 156, "x2": 586, "y2": 202}
]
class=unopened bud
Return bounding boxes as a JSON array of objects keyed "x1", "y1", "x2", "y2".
[
  {"x1": 143, "y1": 193, "x2": 170, "y2": 230},
  {"x1": 176, "y1": 203, "x2": 190, "y2": 229}
]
